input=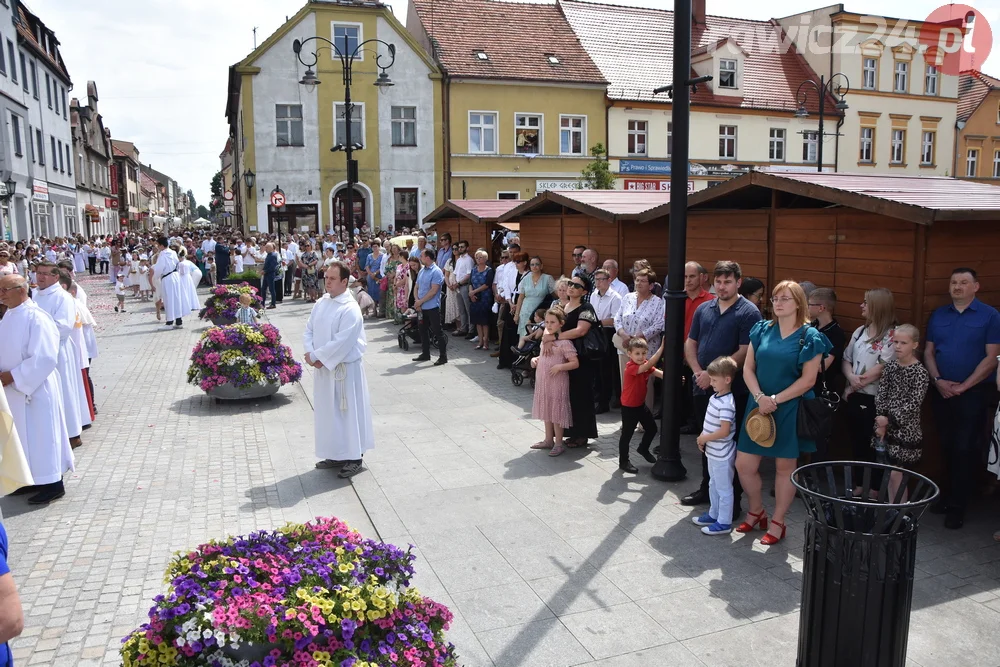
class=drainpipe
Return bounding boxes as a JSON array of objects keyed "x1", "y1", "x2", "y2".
[
  {"x1": 954, "y1": 120, "x2": 965, "y2": 178},
  {"x1": 443, "y1": 74, "x2": 451, "y2": 201}
]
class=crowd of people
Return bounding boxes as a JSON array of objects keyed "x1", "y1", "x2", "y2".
[{"x1": 3, "y1": 226, "x2": 999, "y2": 547}]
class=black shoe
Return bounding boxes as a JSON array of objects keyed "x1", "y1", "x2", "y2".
[
  {"x1": 619, "y1": 461, "x2": 639, "y2": 474},
  {"x1": 636, "y1": 446, "x2": 656, "y2": 464},
  {"x1": 497, "y1": 363, "x2": 512, "y2": 370},
  {"x1": 595, "y1": 404, "x2": 610, "y2": 415},
  {"x1": 28, "y1": 483, "x2": 65, "y2": 505},
  {"x1": 679, "y1": 424, "x2": 700, "y2": 435},
  {"x1": 267, "y1": 305, "x2": 277, "y2": 309},
  {"x1": 610, "y1": 399, "x2": 621, "y2": 409},
  {"x1": 452, "y1": 330, "x2": 468, "y2": 337},
  {"x1": 681, "y1": 488, "x2": 710, "y2": 506},
  {"x1": 82, "y1": 424, "x2": 92, "y2": 431},
  {"x1": 944, "y1": 510, "x2": 965, "y2": 530},
  {"x1": 434, "y1": 357, "x2": 448, "y2": 366},
  {"x1": 176, "y1": 318, "x2": 183, "y2": 327},
  {"x1": 929, "y1": 499, "x2": 949, "y2": 515},
  {"x1": 10, "y1": 485, "x2": 36, "y2": 497},
  {"x1": 412, "y1": 355, "x2": 431, "y2": 362},
  {"x1": 165, "y1": 320, "x2": 174, "y2": 326},
  {"x1": 338, "y1": 460, "x2": 364, "y2": 478}
]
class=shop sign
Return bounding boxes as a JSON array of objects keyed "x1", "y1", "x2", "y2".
[
  {"x1": 32, "y1": 181, "x2": 49, "y2": 201},
  {"x1": 536, "y1": 180, "x2": 586, "y2": 192},
  {"x1": 107, "y1": 197, "x2": 119, "y2": 209},
  {"x1": 623, "y1": 179, "x2": 694, "y2": 192}
]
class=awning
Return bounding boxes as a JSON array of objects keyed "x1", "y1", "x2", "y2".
[{"x1": 84, "y1": 204, "x2": 98, "y2": 212}]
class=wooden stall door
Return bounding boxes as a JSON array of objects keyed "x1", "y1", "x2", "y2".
[{"x1": 687, "y1": 211, "x2": 768, "y2": 282}]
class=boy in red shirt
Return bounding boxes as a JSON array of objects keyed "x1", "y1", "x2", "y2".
[{"x1": 618, "y1": 338, "x2": 664, "y2": 473}]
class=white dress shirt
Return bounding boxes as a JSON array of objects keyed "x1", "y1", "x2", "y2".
[
  {"x1": 453, "y1": 253, "x2": 474, "y2": 284},
  {"x1": 609, "y1": 278, "x2": 629, "y2": 297},
  {"x1": 591, "y1": 288, "x2": 623, "y2": 324}
]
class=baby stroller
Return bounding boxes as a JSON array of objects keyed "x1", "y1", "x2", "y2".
[
  {"x1": 397, "y1": 310, "x2": 421, "y2": 351},
  {"x1": 510, "y1": 322, "x2": 543, "y2": 388}
]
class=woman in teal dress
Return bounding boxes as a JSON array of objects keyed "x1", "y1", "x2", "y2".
[
  {"x1": 513, "y1": 256, "x2": 555, "y2": 337},
  {"x1": 735, "y1": 280, "x2": 832, "y2": 546}
]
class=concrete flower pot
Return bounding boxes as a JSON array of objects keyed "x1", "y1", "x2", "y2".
[{"x1": 208, "y1": 381, "x2": 279, "y2": 403}]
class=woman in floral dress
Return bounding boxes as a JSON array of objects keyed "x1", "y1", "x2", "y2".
[
  {"x1": 393, "y1": 245, "x2": 411, "y2": 323},
  {"x1": 384, "y1": 245, "x2": 405, "y2": 324},
  {"x1": 299, "y1": 243, "x2": 321, "y2": 302}
]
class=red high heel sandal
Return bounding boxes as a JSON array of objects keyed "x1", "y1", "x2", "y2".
[
  {"x1": 735, "y1": 509, "x2": 768, "y2": 534},
  {"x1": 760, "y1": 520, "x2": 786, "y2": 546}
]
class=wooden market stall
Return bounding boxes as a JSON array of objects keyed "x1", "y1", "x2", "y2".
[
  {"x1": 422, "y1": 199, "x2": 521, "y2": 260},
  {"x1": 496, "y1": 190, "x2": 672, "y2": 278}
]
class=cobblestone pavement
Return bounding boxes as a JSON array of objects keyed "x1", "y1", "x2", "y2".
[{"x1": 4, "y1": 276, "x2": 1000, "y2": 666}]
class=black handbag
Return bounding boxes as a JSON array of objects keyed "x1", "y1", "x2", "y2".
[
  {"x1": 578, "y1": 320, "x2": 608, "y2": 361},
  {"x1": 796, "y1": 328, "x2": 840, "y2": 443}
]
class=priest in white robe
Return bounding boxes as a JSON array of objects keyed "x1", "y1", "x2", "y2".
[
  {"x1": 152, "y1": 237, "x2": 185, "y2": 327},
  {"x1": 176, "y1": 248, "x2": 201, "y2": 314},
  {"x1": 304, "y1": 260, "x2": 374, "y2": 479},
  {"x1": 32, "y1": 263, "x2": 86, "y2": 448},
  {"x1": 0, "y1": 275, "x2": 74, "y2": 504}
]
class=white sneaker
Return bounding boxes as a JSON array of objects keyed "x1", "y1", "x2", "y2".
[{"x1": 470, "y1": 336, "x2": 480, "y2": 343}]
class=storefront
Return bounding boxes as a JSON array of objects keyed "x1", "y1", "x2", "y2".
[{"x1": 268, "y1": 203, "x2": 319, "y2": 236}]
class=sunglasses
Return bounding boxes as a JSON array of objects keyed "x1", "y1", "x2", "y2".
[{"x1": 569, "y1": 282, "x2": 586, "y2": 289}]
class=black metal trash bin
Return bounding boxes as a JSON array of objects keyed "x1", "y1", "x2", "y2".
[{"x1": 791, "y1": 461, "x2": 939, "y2": 667}]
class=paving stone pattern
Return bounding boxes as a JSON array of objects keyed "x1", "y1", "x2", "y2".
[{"x1": 4, "y1": 275, "x2": 1000, "y2": 666}]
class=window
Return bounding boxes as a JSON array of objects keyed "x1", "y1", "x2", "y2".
[
  {"x1": 921, "y1": 131, "x2": 935, "y2": 165},
  {"x1": 19, "y1": 53, "x2": 25, "y2": 90},
  {"x1": 10, "y1": 113, "x2": 21, "y2": 157},
  {"x1": 45, "y1": 72, "x2": 51, "y2": 108},
  {"x1": 718, "y1": 125, "x2": 737, "y2": 159},
  {"x1": 514, "y1": 113, "x2": 541, "y2": 154},
  {"x1": 862, "y1": 57, "x2": 877, "y2": 90},
  {"x1": 0, "y1": 34, "x2": 5, "y2": 76},
  {"x1": 57, "y1": 139, "x2": 63, "y2": 172},
  {"x1": 667, "y1": 121, "x2": 673, "y2": 157},
  {"x1": 560, "y1": 115, "x2": 586, "y2": 155},
  {"x1": 802, "y1": 131, "x2": 818, "y2": 163},
  {"x1": 719, "y1": 59, "x2": 737, "y2": 88},
  {"x1": 967, "y1": 149, "x2": 979, "y2": 177},
  {"x1": 36, "y1": 129, "x2": 43, "y2": 165},
  {"x1": 89, "y1": 159, "x2": 95, "y2": 185},
  {"x1": 994, "y1": 150, "x2": 1000, "y2": 178},
  {"x1": 61, "y1": 87, "x2": 67, "y2": 119},
  {"x1": 393, "y1": 188, "x2": 418, "y2": 228},
  {"x1": 65, "y1": 143, "x2": 71, "y2": 176},
  {"x1": 627, "y1": 120, "x2": 647, "y2": 155},
  {"x1": 474, "y1": 51, "x2": 488, "y2": 61},
  {"x1": 468, "y1": 111, "x2": 497, "y2": 153},
  {"x1": 391, "y1": 106, "x2": 417, "y2": 147},
  {"x1": 29, "y1": 60, "x2": 36, "y2": 98},
  {"x1": 497, "y1": 192, "x2": 519, "y2": 200},
  {"x1": 32, "y1": 201, "x2": 50, "y2": 237},
  {"x1": 275, "y1": 104, "x2": 303, "y2": 146},
  {"x1": 333, "y1": 102, "x2": 364, "y2": 147},
  {"x1": 768, "y1": 128, "x2": 785, "y2": 161},
  {"x1": 925, "y1": 65, "x2": 938, "y2": 96},
  {"x1": 860, "y1": 127, "x2": 874, "y2": 162},
  {"x1": 890, "y1": 129, "x2": 905, "y2": 163},
  {"x1": 51, "y1": 136, "x2": 57, "y2": 167},
  {"x1": 332, "y1": 23, "x2": 360, "y2": 58},
  {"x1": 893, "y1": 61, "x2": 908, "y2": 93}
]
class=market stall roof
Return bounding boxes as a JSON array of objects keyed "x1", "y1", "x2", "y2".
[
  {"x1": 423, "y1": 199, "x2": 522, "y2": 225},
  {"x1": 637, "y1": 170, "x2": 1000, "y2": 225},
  {"x1": 498, "y1": 189, "x2": 672, "y2": 224}
]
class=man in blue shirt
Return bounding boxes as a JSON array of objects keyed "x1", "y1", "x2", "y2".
[
  {"x1": 925, "y1": 267, "x2": 1000, "y2": 529},
  {"x1": 261, "y1": 242, "x2": 280, "y2": 309},
  {"x1": 681, "y1": 260, "x2": 762, "y2": 510},
  {"x1": 435, "y1": 234, "x2": 453, "y2": 329},
  {"x1": 413, "y1": 249, "x2": 448, "y2": 366}
]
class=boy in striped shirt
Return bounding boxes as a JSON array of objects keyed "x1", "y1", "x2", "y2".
[
  {"x1": 235, "y1": 293, "x2": 259, "y2": 325},
  {"x1": 692, "y1": 356, "x2": 738, "y2": 535}
]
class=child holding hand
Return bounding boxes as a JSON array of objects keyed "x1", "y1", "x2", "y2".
[
  {"x1": 618, "y1": 338, "x2": 665, "y2": 474},
  {"x1": 693, "y1": 356, "x2": 738, "y2": 535},
  {"x1": 529, "y1": 306, "x2": 580, "y2": 457}
]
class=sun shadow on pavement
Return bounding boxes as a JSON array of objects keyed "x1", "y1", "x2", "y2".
[
  {"x1": 168, "y1": 392, "x2": 295, "y2": 414},
  {"x1": 239, "y1": 468, "x2": 356, "y2": 512},
  {"x1": 0, "y1": 496, "x2": 53, "y2": 519}
]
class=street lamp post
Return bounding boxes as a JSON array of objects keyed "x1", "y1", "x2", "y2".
[
  {"x1": 293, "y1": 36, "x2": 396, "y2": 245},
  {"x1": 794, "y1": 74, "x2": 850, "y2": 172}
]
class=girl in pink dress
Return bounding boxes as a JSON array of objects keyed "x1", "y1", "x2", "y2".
[{"x1": 530, "y1": 306, "x2": 580, "y2": 456}]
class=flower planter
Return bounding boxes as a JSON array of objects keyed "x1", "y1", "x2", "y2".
[
  {"x1": 220, "y1": 641, "x2": 283, "y2": 662},
  {"x1": 209, "y1": 315, "x2": 237, "y2": 326},
  {"x1": 208, "y1": 381, "x2": 279, "y2": 402}
]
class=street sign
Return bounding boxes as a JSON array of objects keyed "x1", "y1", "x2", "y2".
[
  {"x1": 270, "y1": 191, "x2": 285, "y2": 207},
  {"x1": 224, "y1": 189, "x2": 234, "y2": 201},
  {"x1": 224, "y1": 200, "x2": 235, "y2": 212}
]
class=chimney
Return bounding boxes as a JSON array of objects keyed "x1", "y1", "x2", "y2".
[
  {"x1": 87, "y1": 81, "x2": 98, "y2": 113},
  {"x1": 693, "y1": 0, "x2": 706, "y2": 25}
]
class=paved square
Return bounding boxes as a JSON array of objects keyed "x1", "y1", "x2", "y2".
[{"x1": 4, "y1": 275, "x2": 999, "y2": 666}]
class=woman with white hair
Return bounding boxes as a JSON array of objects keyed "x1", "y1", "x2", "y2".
[{"x1": 468, "y1": 249, "x2": 495, "y2": 350}]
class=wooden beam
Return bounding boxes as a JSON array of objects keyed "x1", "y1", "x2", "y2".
[
  {"x1": 913, "y1": 223, "x2": 928, "y2": 328},
  {"x1": 767, "y1": 189, "x2": 777, "y2": 294}
]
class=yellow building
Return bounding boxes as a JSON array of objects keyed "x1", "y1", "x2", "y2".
[
  {"x1": 225, "y1": 0, "x2": 442, "y2": 236},
  {"x1": 956, "y1": 71, "x2": 1000, "y2": 182},
  {"x1": 406, "y1": 0, "x2": 608, "y2": 202}
]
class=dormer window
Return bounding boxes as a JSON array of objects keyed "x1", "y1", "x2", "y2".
[
  {"x1": 474, "y1": 50, "x2": 488, "y2": 61},
  {"x1": 719, "y1": 59, "x2": 737, "y2": 88},
  {"x1": 546, "y1": 54, "x2": 560, "y2": 65}
]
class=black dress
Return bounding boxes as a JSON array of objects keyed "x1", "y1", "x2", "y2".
[
  {"x1": 215, "y1": 244, "x2": 231, "y2": 280},
  {"x1": 498, "y1": 270, "x2": 528, "y2": 369},
  {"x1": 563, "y1": 302, "x2": 599, "y2": 441}
]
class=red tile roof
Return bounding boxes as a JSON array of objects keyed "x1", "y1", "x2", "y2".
[
  {"x1": 409, "y1": 0, "x2": 606, "y2": 85},
  {"x1": 957, "y1": 70, "x2": 1000, "y2": 121},
  {"x1": 424, "y1": 199, "x2": 522, "y2": 223},
  {"x1": 560, "y1": 0, "x2": 836, "y2": 114},
  {"x1": 499, "y1": 189, "x2": 671, "y2": 223},
  {"x1": 16, "y1": 4, "x2": 70, "y2": 83}
]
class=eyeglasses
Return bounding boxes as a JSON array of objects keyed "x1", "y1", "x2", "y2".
[
  {"x1": 770, "y1": 296, "x2": 795, "y2": 303},
  {"x1": 0, "y1": 286, "x2": 24, "y2": 293},
  {"x1": 568, "y1": 282, "x2": 586, "y2": 289},
  {"x1": 807, "y1": 303, "x2": 822, "y2": 308}
]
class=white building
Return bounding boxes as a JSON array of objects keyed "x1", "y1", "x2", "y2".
[
  {"x1": 70, "y1": 82, "x2": 116, "y2": 237},
  {"x1": 226, "y1": 0, "x2": 441, "y2": 236}
]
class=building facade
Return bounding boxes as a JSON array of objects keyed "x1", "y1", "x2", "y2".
[
  {"x1": 562, "y1": 0, "x2": 841, "y2": 193},
  {"x1": 407, "y1": 0, "x2": 608, "y2": 201},
  {"x1": 226, "y1": 0, "x2": 442, "y2": 237},
  {"x1": 112, "y1": 139, "x2": 141, "y2": 229},
  {"x1": 70, "y1": 82, "x2": 116, "y2": 237},
  {"x1": 779, "y1": 5, "x2": 958, "y2": 177},
  {"x1": 956, "y1": 71, "x2": 1000, "y2": 181}
]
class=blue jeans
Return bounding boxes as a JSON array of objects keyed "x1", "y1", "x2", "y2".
[
  {"x1": 262, "y1": 273, "x2": 278, "y2": 307},
  {"x1": 707, "y1": 454, "x2": 736, "y2": 526}
]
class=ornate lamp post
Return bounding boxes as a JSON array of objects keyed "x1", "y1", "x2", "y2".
[
  {"x1": 794, "y1": 74, "x2": 850, "y2": 172},
  {"x1": 293, "y1": 35, "x2": 396, "y2": 245}
]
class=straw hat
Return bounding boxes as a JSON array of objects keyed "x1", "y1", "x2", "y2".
[{"x1": 745, "y1": 408, "x2": 776, "y2": 448}]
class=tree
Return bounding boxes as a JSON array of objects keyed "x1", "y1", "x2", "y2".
[
  {"x1": 209, "y1": 171, "x2": 223, "y2": 216},
  {"x1": 187, "y1": 189, "x2": 198, "y2": 216},
  {"x1": 579, "y1": 143, "x2": 614, "y2": 190},
  {"x1": 197, "y1": 205, "x2": 211, "y2": 219}
]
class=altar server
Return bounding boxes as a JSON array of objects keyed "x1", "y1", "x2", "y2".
[
  {"x1": 304, "y1": 260, "x2": 374, "y2": 479},
  {"x1": 152, "y1": 237, "x2": 185, "y2": 327},
  {"x1": 0, "y1": 274, "x2": 74, "y2": 504}
]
